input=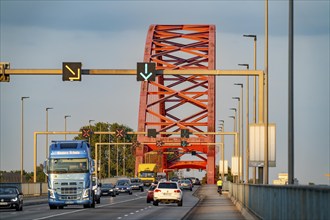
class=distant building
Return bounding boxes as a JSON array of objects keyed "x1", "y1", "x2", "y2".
[
  {"x1": 273, "y1": 173, "x2": 299, "y2": 185},
  {"x1": 273, "y1": 173, "x2": 288, "y2": 185}
]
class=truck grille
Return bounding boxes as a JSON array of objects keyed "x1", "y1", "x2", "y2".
[{"x1": 54, "y1": 181, "x2": 84, "y2": 201}]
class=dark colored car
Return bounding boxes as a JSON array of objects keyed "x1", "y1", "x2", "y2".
[
  {"x1": 101, "y1": 183, "x2": 117, "y2": 197},
  {"x1": 194, "y1": 178, "x2": 201, "y2": 185},
  {"x1": 115, "y1": 178, "x2": 132, "y2": 195},
  {"x1": 146, "y1": 183, "x2": 157, "y2": 203},
  {"x1": 0, "y1": 186, "x2": 23, "y2": 211},
  {"x1": 130, "y1": 178, "x2": 144, "y2": 192}
]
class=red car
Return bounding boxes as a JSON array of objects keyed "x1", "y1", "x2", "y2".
[{"x1": 146, "y1": 184, "x2": 157, "y2": 203}]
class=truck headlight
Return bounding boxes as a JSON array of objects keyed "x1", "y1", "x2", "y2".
[
  {"x1": 49, "y1": 189, "x2": 56, "y2": 199},
  {"x1": 83, "y1": 189, "x2": 90, "y2": 198}
]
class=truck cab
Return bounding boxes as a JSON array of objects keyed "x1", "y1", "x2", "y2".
[{"x1": 43, "y1": 140, "x2": 96, "y2": 209}]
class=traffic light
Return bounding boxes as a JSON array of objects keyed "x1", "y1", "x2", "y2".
[
  {"x1": 181, "y1": 129, "x2": 190, "y2": 138},
  {"x1": 82, "y1": 129, "x2": 93, "y2": 138},
  {"x1": 147, "y1": 129, "x2": 157, "y2": 138},
  {"x1": 181, "y1": 140, "x2": 188, "y2": 147},
  {"x1": 137, "y1": 62, "x2": 156, "y2": 81},
  {"x1": 62, "y1": 62, "x2": 82, "y2": 81}
]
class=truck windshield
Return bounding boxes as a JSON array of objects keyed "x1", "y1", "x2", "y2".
[
  {"x1": 48, "y1": 158, "x2": 89, "y2": 173},
  {"x1": 140, "y1": 172, "x2": 155, "y2": 178}
]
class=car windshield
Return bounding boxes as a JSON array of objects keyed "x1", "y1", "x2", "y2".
[
  {"x1": 140, "y1": 172, "x2": 155, "y2": 178},
  {"x1": 149, "y1": 185, "x2": 157, "y2": 191},
  {"x1": 102, "y1": 184, "x2": 113, "y2": 188},
  {"x1": 0, "y1": 187, "x2": 17, "y2": 194},
  {"x1": 117, "y1": 180, "x2": 130, "y2": 186},
  {"x1": 131, "y1": 179, "x2": 140, "y2": 183},
  {"x1": 158, "y1": 182, "x2": 178, "y2": 189},
  {"x1": 48, "y1": 158, "x2": 89, "y2": 174}
]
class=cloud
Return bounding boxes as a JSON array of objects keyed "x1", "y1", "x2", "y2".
[{"x1": 2, "y1": 1, "x2": 328, "y2": 36}]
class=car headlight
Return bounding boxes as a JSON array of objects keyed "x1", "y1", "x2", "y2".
[
  {"x1": 49, "y1": 189, "x2": 56, "y2": 199},
  {"x1": 11, "y1": 197, "x2": 18, "y2": 202},
  {"x1": 83, "y1": 189, "x2": 90, "y2": 198}
]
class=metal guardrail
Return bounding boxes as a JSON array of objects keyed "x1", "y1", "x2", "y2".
[
  {"x1": 0, "y1": 182, "x2": 48, "y2": 196},
  {"x1": 228, "y1": 182, "x2": 330, "y2": 220}
]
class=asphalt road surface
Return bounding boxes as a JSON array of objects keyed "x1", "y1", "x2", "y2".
[{"x1": 0, "y1": 187, "x2": 199, "y2": 220}]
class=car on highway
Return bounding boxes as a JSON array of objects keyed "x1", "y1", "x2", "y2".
[
  {"x1": 178, "y1": 179, "x2": 193, "y2": 191},
  {"x1": 130, "y1": 178, "x2": 144, "y2": 192},
  {"x1": 115, "y1": 178, "x2": 133, "y2": 195},
  {"x1": 0, "y1": 186, "x2": 23, "y2": 211},
  {"x1": 170, "y1": 176, "x2": 179, "y2": 182},
  {"x1": 100, "y1": 183, "x2": 117, "y2": 197},
  {"x1": 146, "y1": 183, "x2": 157, "y2": 203},
  {"x1": 186, "y1": 177, "x2": 200, "y2": 185},
  {"x1": 153, "y1": 181, "x2": 183, "y2": 206}
]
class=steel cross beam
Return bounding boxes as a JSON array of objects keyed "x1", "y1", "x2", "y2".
[
  {"x1": 2, "y1": 67, "x2": 265, "y2": 122},
  {"x1": 33, "y1": 131, "x2": 238, "y2": 182}
]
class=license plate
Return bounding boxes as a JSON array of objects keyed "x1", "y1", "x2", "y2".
[
  {"x1": 163, "y1": 193, "x2": 170, "y2": 196},
  {"x1": 65, "y1": 201, "x2": 74, "y2": 204},
  {"x1": 0, "y1": 202, "x2": 8, "y2": 205}
]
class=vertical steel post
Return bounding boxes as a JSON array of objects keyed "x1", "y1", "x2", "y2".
[
  {"x1": 264, "y1": 0, "x2": 269, "y2": 184},
  {"x1": 21, "y1": 96, "x2": 29, "y2": 183},
  {"x1": 288, "y1": 0, "x2": 294, "y2": 185}
]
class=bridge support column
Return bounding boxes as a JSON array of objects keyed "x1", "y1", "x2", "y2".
[
  {"x1": 207, "y1": 145, "x2": 216, "y2": 184},
  {"x1": 134, "y1": 145, "x2": 144, "y2": 177}
]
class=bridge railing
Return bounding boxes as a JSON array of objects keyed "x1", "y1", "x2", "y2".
[
  {"x1": 0, "y1": 182, "x2": 48, "y2": 196},
  {"x1": 228, "y1": 182, "x2": 330, "y2": 220}
]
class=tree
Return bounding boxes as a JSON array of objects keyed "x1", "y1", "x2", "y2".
[{"x1": 74, "y1": 122, "x2": 137, "y2": 178}]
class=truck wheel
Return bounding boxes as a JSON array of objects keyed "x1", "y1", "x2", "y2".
[{"x1": 153, "y1": 201, "x2": 158, "y2": 206}]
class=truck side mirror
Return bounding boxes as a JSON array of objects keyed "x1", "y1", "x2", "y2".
[{"x1": 43, "y1": 160, "x2": 48, "y2": 176}]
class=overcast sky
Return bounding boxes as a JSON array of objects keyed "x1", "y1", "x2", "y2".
[{"x1": 0, "y1": 0, "x2": 329, "y2": 185}]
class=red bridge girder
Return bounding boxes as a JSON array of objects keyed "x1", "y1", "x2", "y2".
[
  {"x1": 168, "y1": 161, "x2": 207, "y2": 170},
  {"x1": 135, "y1": 25, "x2": 216, "y2": 184}
]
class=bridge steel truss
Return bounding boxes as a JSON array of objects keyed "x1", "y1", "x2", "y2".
[{"x1": 135, "y1": 25, "x2": 216, "y2": 184}]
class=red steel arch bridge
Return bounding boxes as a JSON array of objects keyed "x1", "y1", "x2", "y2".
[{"x1": 135, "y1": 24, "x2": 216, "y2": 183}]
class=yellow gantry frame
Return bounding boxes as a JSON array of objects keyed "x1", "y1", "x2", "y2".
[
  {"x1": 33, "y1": 131, "x2": 237, "y2": 182},
  {"x1": 2, "y1": 68, "x2": 265, "y2": 123},
  {"x1": 4, "y1": 67, "x2": 264, "y2": 183}
]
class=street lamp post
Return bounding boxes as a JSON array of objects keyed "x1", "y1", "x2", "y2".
[
  {"x1": 21, "y1": 96, "x2": 29, "y2": 183},
  {"x1": 232, "y1": 96, "x2": 241, "y2": 183},
  {"x1": 219, "y1": 120, "x2": 225, "y2": 181},
  {"x1": 64, "y1": 115, "x2": 71, "y2": 140},
  {"x1": 243, "y1": 34, "x2": 257, "y2": 184},
  {"x1": 45, "y1": 107, "x2": 53, "y2": 159},
  {"x1": 238, "y1": 64, "x2": 250, "y2": 183},
  {"x1": 229, "y1": 115, "x2": 236, "y2": 183}
]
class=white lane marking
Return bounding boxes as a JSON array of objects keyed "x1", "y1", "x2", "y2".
[
  {"x1": 32, "y1": 197, "x2": 144, "y2": 220},
  {"x1": 130, "y1": 212, "x2": 134, "y2": 215},
  {"x1": 32, "y1": 209, "x2": 85, "y2": 220}
]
